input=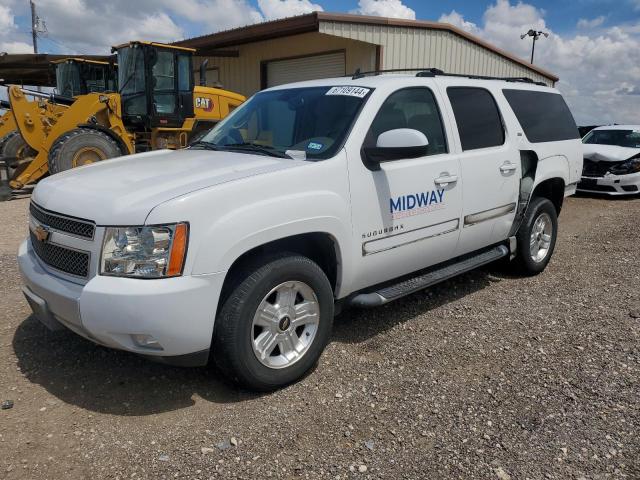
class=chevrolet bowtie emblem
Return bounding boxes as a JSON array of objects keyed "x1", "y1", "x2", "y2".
[{"x1": 33, "y1": 225, "x2": 51, "y2": 243}]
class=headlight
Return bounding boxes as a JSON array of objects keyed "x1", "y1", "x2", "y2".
[
  {"x1": 609, "y1": 157, "x2": 640, "y2": 175},
  {"x1": 100, "y1": 223, "x2": 188, "y2": 278}
]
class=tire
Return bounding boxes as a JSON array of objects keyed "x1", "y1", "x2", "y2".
[
  {"x1": 512, "y1": 196, "x2": 558, "y2": 275},
  {"x1": 0, "y1": 130, "x2": 36, "y2": 179},
  {"x1": 213, "y1": 253, "x2": 334, "y2": 391},
  {"x1": 48, "y1": 128, "x2": 122, "y2": 174}
]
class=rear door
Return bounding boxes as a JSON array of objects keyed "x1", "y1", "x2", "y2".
[
  {"x1": 347, "y1": 85, "x2": 463, "y2": 291},
  {"x1": 441, "y1": 84, "x2": 521, "y2": 255}
]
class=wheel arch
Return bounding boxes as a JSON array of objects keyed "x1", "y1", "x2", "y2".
[
  {"x1": 218, "y1": 232, "x2": 342, "y2": 312},
  {"x1": 531, "y1": 177, "x2": 565, "y2": 214}
]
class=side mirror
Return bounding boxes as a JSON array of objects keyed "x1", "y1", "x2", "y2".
[
  {"x1": 362, "y1": 128, "x2": 429, "y2": 170},
  {"x1": 199, "y1": 59, "x2": 209, "y2": 87}
]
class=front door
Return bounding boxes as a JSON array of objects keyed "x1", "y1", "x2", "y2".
[
  {"x1": 347, "y1": 86, "x2": 463, "y2": 291},
  {"x1": 443, "y1": 86, "x2": 521, "y2": 255}
]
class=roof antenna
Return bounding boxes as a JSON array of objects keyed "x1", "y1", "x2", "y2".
[{"x1": 352, "y1": 68, "x2": 363, "y2": 80}]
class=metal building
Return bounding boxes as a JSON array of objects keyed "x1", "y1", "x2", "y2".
[{"x1": 177, "y1": 12, "x2": 558, "y2": 97}]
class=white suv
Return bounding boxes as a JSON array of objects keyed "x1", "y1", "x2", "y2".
[{"x1": 18, "y1": 72, "x2": 582, "y2": 390}]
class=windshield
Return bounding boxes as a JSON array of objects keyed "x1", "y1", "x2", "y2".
[
  {"x1": 583, "y1": 129, "x2": 640, "y2": 148},
  {"x1": 56, "y1": 63, "x2": 82, "y2": 97},
  {"x1": 200, "y1": 86, "x2": 371, "y2": 160}
]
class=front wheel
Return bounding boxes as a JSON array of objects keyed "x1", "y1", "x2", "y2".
[
  {"x1": 48, "y1": 128, "x2": 122, "y2": 174},
  {"x1": 213, "y1": 254, "x2": 334, "y2": 391},
  {"x1": 512, "y1": 196, "x2": 558, "y2": 275}
]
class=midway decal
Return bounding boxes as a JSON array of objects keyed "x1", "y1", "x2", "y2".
[{"x1": 390, "y1": 189, "x2": 445, "y2": 219}]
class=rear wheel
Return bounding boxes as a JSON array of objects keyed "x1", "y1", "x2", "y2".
[
  {"x1": 512, "y1": 196, "x2": 558, "y2": 275},
  {"x1": 48, "y1": 128, "x2": 122, "y2": 174},
  {"x1": 0, "y1": 130, "x2": 36, "y2": 179},
  {"x1": 213, "y1": 254, "x2": 334, "y2": 391}
]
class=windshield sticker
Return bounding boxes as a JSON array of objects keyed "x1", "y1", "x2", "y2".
[
  {"x1": 326, "y1": 86, "x2": 370, "y2": 98},
  {"x1": 307, "y1": 141, "x2": 324, "y2": 151}
]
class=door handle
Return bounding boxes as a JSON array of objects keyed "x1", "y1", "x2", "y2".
[
  {"x1": 434, "y1": 174, "x2": 458, "y2": 187},
  {"x1": 500, "y1": 162, "x2": 517, "y2": 174}
]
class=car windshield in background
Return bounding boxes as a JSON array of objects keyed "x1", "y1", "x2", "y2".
[
  {"x1": 199, "y1": 86, "x2": 372, "y2": 160},
  {"x1": 583, "y1": 129, "x2": 640, "y2": 148}
]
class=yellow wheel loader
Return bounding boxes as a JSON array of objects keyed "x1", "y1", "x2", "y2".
[
  {"x1": 9, "y1": 42, "x2": 245, "y2": 189},
  {"x1": 3, "y1": 58, "x2": 117, "y2": 184}
]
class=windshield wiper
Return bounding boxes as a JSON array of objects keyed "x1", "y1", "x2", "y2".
[
  {"x1": 189, "y1": 140, "x2": 222, "y2": 151},
  {"x1": 221, "y1": 142, "x2": 291, "y2": 158}
]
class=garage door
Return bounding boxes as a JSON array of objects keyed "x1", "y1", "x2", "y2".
[{"x1": 265, "y1": 51, "x2": 346, "y2": 88}]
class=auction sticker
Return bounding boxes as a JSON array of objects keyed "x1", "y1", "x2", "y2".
[{"x1": 325, "y1": 86, "x2": 370, "y2": 98}]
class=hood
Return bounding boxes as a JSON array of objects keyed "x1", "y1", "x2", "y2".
[
  {"x1": 32, "y1": 149, "x2": 303, "y2": 225},
  {"x1": 582, "y1": 144, "x2": 640, "y2": 163}
]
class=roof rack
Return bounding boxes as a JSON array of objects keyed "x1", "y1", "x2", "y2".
[{"x1": 350, "y1": 68, "x2": 548, "y2": 86}]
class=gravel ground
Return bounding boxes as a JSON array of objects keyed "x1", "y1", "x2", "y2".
[{"x1": 0, "y1": 194, "x2": 639, "y2": 480}]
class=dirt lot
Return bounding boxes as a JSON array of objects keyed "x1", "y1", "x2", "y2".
[{"x1": 0, "y1": 194, "x2": 639, "y2": 480}]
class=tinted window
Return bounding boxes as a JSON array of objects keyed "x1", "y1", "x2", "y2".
[
  {"x1": 447, "y1": 87, "x2": 505, "y2": 151},
  {"x1": 366, "y1": 88, "x2": 447, "y2": 156},
  {"x1": 503, "y1": 89, "x2": 579, "y2": 143}
]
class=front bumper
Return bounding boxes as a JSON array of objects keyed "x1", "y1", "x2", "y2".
[
  {"x1": 18, "y1": 239, "x2": 226, "y2": 365},
  {"x1": 577, "y1": 171, "x2": 640, "y2": 195}
]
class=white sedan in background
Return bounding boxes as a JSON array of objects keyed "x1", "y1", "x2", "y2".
[{"x1": 578, "y1": 125, "x2": 640, "y2": 195}]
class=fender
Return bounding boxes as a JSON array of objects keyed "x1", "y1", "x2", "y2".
[
  {"x1": 532, "y1": 154, "x2": 570, "y2": 192},
  {"x1": 190, "y1": 190, "x2": 352, "y2": 295},
  {"x1": 144, "y1": 158, "x2": 355, "y2": 297}
]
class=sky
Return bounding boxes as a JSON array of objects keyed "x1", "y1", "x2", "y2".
[{"x1": 1, "y1": 0, "x2": 640, "y2": 125}]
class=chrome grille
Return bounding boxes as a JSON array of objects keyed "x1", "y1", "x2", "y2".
[
  {"x1": 29, "y1": 230, "x2": 90, "y2": 277},
  {"x1": 30, "y1": 202, "x2": 95, "y2": 239}
]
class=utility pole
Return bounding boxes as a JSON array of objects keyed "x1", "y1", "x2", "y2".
[
  {"x1": 520, "y1": 29, "x2": 549, "y2": 64},
  {"x1": 30, "y1": 0, "x2": 38, "y2": 54}
]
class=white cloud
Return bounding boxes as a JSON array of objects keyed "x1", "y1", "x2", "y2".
[
  {"x1": 0, "y1": 4, "x2": 16, "y2": 32},
  {"x1": 440, "y1": 0, "x2": 640, "y2": 125},
  {"x1": 577, "y1": 16, "x2": 605, "y2": 29},
  {"x1": 32, "y1": 0, "x2": 185, "y2": 53},
  {"x1": 438, "y1": 10, "x2": 481, "y2": 35},
  {"x1": 0, "y1": 41, "x2": 33, "y2": 54},
  {"x1": 353, "y1": 0, "x2": 415, "y2": 20},
  {"x1": 258, "y1": 0, "x2": 323, "y2": 20},
  {"x1": 0, "y1": 2, "x2": 33, "y2": 54},
  {"x1": 159, "y1": 0, "x2": 264, "y2": 33}
]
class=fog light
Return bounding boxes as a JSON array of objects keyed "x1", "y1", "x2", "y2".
[{"x1": 131, "y1": 334, "x2": 163, "y2": 351}]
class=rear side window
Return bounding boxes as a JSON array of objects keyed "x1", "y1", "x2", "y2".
[
  {"x1": 503, "y1": 89, "x2": 579, "y2": 143},
  {"x1": 447, "y1": 87, "x2": 505, "y2": 151}
]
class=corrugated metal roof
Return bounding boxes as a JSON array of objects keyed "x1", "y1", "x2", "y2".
[{"x1": 176, "y1": 12, "x2": 558, "y2": 82}]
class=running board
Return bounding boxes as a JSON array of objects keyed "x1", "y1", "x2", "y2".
[{"x1": 349, "y1": 245, "x2": 509, "y2": 308}]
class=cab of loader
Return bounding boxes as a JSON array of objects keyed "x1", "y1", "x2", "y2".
[
  {"x1": 114, "y1": 41, "x2": 195, "y2": 129},
  {"x1": 52, "y1": 58, "x2": 118, "y2": 98}
]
